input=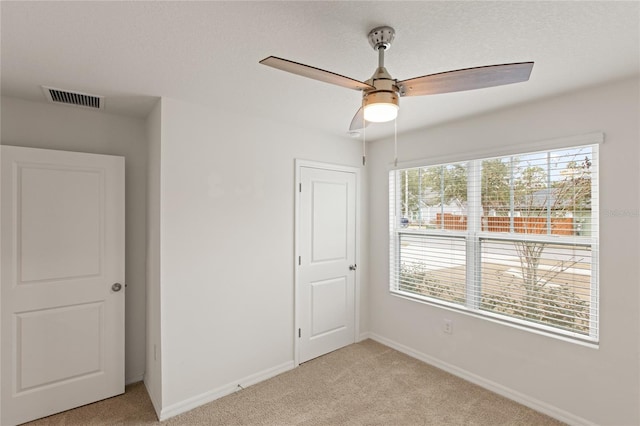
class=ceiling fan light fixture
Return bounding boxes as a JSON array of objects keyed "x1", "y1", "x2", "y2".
[
  {"x1": 364, "y1": 103, "x2": 398, "y2": 122},
  {"x1": 363, "y1": 91, "x2": 399, "y2": 123},
  {"x1": 260, "y1": 24, "x2": 534, "y2": 132}
]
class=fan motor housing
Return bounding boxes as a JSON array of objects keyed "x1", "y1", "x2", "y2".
[
  {"x1": 363, "y1": 90, "x2": 399, "y2": 108},
  {"x1": 364, "y1": 65, "x2": 400, "y2": 113}
]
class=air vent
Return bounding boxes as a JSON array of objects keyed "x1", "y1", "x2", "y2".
[{"x1": 42, "y1": 86, "x2": 104, "y2": 110}]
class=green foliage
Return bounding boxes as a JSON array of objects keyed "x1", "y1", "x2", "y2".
[
  {"x1": 396, "y1": 149, "x2": 594, "y2": 335},
  {"x1": 398, "y1": 169, "x2": 421, "y2": 217},
  {"x1": 481, "y1": 158, "x2": 510, "y2": 212},
  {"x1": 552, "y1": 156, "x2": 592, "y2": 213},
  {"x1": 480, "y1": 254, "x2": 590, "y2": 334},
  {"x1": 421, "y1": 164, "x2": 468, "y2": 205},
  {"x1": 514, "y1": 165, "x2": 547, "y2": 213},
  {"x1": 399, "y1": 152, "x2": 591, "y2": 220},
  {"x1": 398, "y1": 264, "x2": 464, "y2": 305},
  {"x1": 399, "y1": 164, "x2": 467, "y2": 218},
  {"x1": 399, "y1": 256, "x2": 590, "y2": 335}
]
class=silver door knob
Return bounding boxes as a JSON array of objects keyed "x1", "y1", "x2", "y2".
[
  {"x1": 349, "y1": 264, "x2": 357, "y2": 271},
  {"x1": 112, "y1": 283, "x2": 123, "y2": 292}
]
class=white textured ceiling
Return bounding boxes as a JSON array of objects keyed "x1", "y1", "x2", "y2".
[{"x1": 2, "y1": 1, "x2": 638, "y2": 141}]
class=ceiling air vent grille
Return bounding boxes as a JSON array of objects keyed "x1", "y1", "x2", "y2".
[{"x1": 42, "y1": 86, "x2": 104, "y2": 110}]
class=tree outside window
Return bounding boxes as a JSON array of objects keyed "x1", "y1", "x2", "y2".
[{"x1": 394, "y1": 145, "x2": 597, "y2": 338}]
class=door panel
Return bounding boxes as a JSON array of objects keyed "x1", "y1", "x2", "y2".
[
  {"x1": 1, "y1": 146, "x2": 125, "y2": 426},
  {"x1": 311, "y1": 181, "x2": 348, "y2": 262},
  {"x1": 311, "y1": 277, "x2": 348, "y2": 337},
  {"x1": 19, "y1": 166, "x2": 102, "y2": 282},
  {"x1": 17, "y1": 302, "x2": 103, "y2": 391},
  {"x1": 298, "y1": 165, "x2": 356, "y2": 363}
]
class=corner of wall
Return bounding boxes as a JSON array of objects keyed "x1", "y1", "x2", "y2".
[{"x1": 144, "y1": 98, "x2": 163, "y2": 417}]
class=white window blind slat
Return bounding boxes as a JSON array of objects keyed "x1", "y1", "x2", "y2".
[{"x1": 389, "y1": 143, "x2": 599, "y2": 342}]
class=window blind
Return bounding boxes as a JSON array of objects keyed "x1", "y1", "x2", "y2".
[{"x1": 390, "y1": 142, "x2": 599, "y2": 342}]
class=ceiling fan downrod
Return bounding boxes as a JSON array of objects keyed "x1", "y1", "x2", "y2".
[
  {"x1": 368, "y1": 25, "x2": 395, "y2": 68},
  {"x1": 259, "y1": 23, "x2": 534, "y2": 133},
  {"x1": 363, "y1": 26, "x2": 400, "y2": 123}
]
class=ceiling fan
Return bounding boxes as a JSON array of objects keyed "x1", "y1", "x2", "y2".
[{"x1": 260, "y1": 26, "x2": 534, "y2": 132}]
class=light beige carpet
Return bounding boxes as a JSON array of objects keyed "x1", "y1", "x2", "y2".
[{"x1": 25, "y1": 339, "x2": 564, "y2": 425}]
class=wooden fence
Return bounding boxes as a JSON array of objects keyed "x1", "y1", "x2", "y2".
[{"x1": 435, "y1": 213, "x2": 574, "y2": 235}]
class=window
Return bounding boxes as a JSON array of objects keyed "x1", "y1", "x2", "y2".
[{"x1": 389, "y1": 142, "x2": 598, "y2": 342}]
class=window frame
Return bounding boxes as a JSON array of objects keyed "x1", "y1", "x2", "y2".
[{"x1": 389, "y1": 133, "x2": 602, "y2": 344}]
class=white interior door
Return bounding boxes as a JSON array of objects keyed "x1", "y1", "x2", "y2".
[
  {"x1": 297, "y1": 163, "x2": 357, "y2": 363},
  {"x1": 1, "y1": 146, "x2": 125, "y2": 426}
]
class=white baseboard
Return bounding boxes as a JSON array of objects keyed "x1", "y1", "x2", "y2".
[
  {"x1": 357, "y1": 331, "x2": 371, "y2": 342},
  {"x1": 368, "y1": 333, "x2": 596, "y2": 426},
  {"x1": 143, "y1": 381, "x2": 162, "y2": 421},
  {"x1": 125, "y1": 373, "x2": 144, "y2": 385},
  {"x1": 159, "y1": 360, "x2": 295, "y2": 421}
]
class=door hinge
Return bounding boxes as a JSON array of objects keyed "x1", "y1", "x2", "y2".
[
  {"x1": 298, "y1": 256, "x2": 301, "y2": 266},
  {"x1": 299, "y1": 183, "x2": 302, "y2": 192},
  {"x1": 298, "y1": 328, "x2": 301, "y2": 338}
]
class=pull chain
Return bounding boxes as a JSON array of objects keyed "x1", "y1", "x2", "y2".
[
  {"x1": 394, "y1": 117, "x2": 398, "y2": 167},
  {"x1": 362, "y1": 112, "x2": 366, "y2": 166}
]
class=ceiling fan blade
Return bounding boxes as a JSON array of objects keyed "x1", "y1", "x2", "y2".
[
  {"x1": 349, "y1": 106, "x2": 370, "y2": 131},
  {"x1": 398, "y1": 62, "x2": 534, "y2": 97},
  {"x1": 260, "y1": 56, "x2": 374, "y2": 91}
]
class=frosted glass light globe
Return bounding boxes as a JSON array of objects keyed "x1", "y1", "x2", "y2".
[{"x1": 363, "y1": 103, "x2": 399, "y2": 122}]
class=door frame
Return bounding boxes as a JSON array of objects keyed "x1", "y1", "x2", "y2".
[{"x1": 294, "y1": 159, "x2": 361, "y2": 366}]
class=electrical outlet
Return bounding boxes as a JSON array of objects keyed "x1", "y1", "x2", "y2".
[{"x1": 443, "y1": 319, "x2": 453, "y2": 334}]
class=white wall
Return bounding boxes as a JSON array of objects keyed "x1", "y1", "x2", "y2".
[
  {"x1": 152, "y1": 97, "x2": 364, "y2": 415},
  {"x1": 144, "y1": 99, "x2": 162, "y2": 412},
  {"x1": 0, "y1": 97, "x2": 149, "y2": 384},
  {"x1": 366, "y1": 76, "x2": 640, "y2": 425}
]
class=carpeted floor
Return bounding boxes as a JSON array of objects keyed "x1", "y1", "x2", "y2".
[{"x1": 25, "y1": 339, "x2": 564, "y2": 425}]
